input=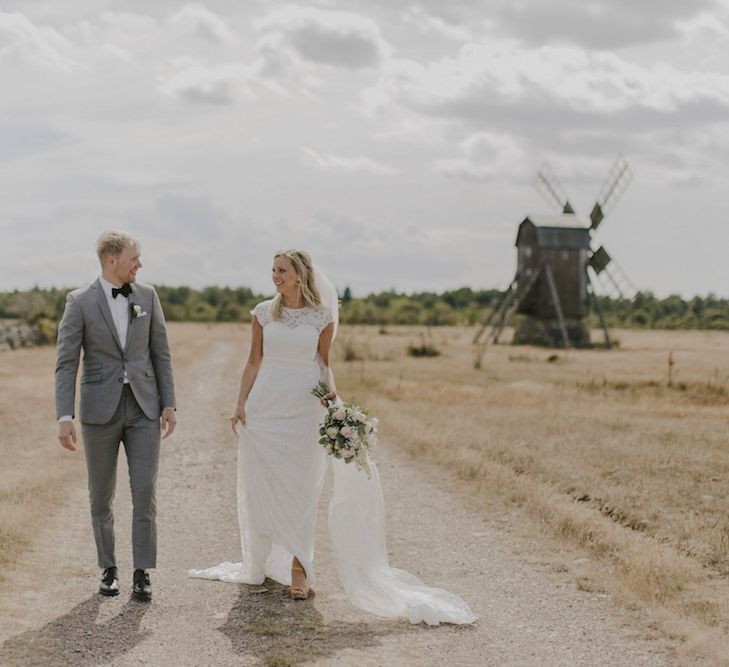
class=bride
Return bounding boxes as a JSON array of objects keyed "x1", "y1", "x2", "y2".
[{"x1": 189, "y1": 249, "x2": 476, "y2": 625}]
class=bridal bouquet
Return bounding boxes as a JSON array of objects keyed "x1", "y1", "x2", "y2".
[{"x1": 311, "y1": 382, "x2": 378, "y2": 478}]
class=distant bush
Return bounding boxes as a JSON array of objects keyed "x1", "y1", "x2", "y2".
[
  {"x1": 407, "y1": 342, "x2": 441, "y2": 358},
  {"x1": 2, "y1": 285, "x2": 729, "y2": 337},
  {"x1": 342, "y1": 337, "x2": 364, "y2": 362}
]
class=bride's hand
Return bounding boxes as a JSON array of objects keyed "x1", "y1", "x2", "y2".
[
  {"x1": 320, "y1": 391, "x2": 337, "y2": 408},
  {"x1": 230, "y1": 403, "x2": 246, "y2": 435}
]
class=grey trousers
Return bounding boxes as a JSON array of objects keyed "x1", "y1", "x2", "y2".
[{"x1": 81, "y1": 385, "x2": 160, "y2": 569}]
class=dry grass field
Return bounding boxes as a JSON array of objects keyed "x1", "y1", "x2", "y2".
[
  {"x1": 2, "y1": 323, "x2": 729, "y2": 662},
  {"x1": 333, "y1": 325, "x2": 729, "y2": 664},
  {"x1": 0, "y1": 345, "x2": 79, "y2": 569},
  {"x1": 0, "y1": 324, "x2": 217, "y2": 573}
]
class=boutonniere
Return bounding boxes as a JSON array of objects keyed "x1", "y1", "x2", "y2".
[{"x1": 130, "y1": 303, "x2": 148, "y2": 319}]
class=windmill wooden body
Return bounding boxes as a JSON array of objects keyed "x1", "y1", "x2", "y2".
[{"x1": 474, "y1": 157, "x2": 636, "y2": 348}]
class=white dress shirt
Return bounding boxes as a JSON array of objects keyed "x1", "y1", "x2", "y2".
[{"x1": 99, "y1": 275, "x2": 131, "y2": 354}]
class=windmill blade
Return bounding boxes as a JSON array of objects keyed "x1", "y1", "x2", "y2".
[
  {"x1": 588, "y1": 245, "x2": 611, "y2": 275},
  {"x1": 590, "y1": 156, "x2": 633, "y2": 230},
  {"x1": 588, "y1": 246, "x2": 637, "y2": 300},
  {"x1": 536, "y1": 162, "x2": 575, "y2": 215}
]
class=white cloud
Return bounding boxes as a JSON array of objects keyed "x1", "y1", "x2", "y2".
[
  {"x1": 252, "y1": 30, "x2": 324, "y2": 89},
  {"x1": 435, "y1": 132, "x2": 527, "y2": 183},
  {"x1": 401, "y1": 6, "x2": 473, "y2": 42},
  {"x1": 301, "y1": 146, "x2": 399, "y2": 175},
  {"x1": 395, "y1": 0, "x2": 717, "y2": 48},
  {"x1": 67, "y1": 11, "x2": 163, "y2": 67},
  {"x1": 168, "y1": 3, "x2": 236, "y2": 44},
  {"x1": 101, "y1": 42, "x2": 134, "y2": 63},
  {"x1": 676, "y1": 8, "x2": 729, "y2": 43},
  {"x1": 158, "y1": 5, "x2": 392, "y2": 104},
  {"x1": 0, "y1": 10, "x2": 76, "y2": 71},
  {"x1": 158, "y1": 58, "x2": 247, "y2": 104},
  {"x1": 368, "y1": 39, "x2": 729, "y2": 127},
  {"x1": 157, "y1": 57, "x2": 288, "y2": 104},
  {"x1": 492, "y1": 0, "x2": 713, "y2": 48},
  {"x1": 253, "y1": 5, "x2": 390, "y2": 72}
]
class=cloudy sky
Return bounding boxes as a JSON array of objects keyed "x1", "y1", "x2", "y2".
[{"x1": 1, "y1": 1, "x2": 727, "y2": 297}]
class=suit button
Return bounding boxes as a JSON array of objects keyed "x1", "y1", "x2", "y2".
[
  {"x1": 123, "y1": 358, "x2": 128, "y2": 363},
  {"x1": 118, "y1": 378, "x2": 123, "y2": 383}
]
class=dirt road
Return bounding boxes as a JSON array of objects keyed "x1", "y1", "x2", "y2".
[{"x1": 0, "y1": 339, "x2": 674, "y2": 665}]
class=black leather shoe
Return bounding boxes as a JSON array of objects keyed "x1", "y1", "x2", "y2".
[
  {"x1": 132, "y1": 569, "x2": 151, "y2": 601},
  {"x1": 99, "y1": 567, "x2": 119, "y2": 596}
]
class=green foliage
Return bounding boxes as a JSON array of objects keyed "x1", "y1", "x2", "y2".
[
  {"x1": 153, "y1": 285, "x2": 257, "y2": 321},
  {"x1": 3, "y1": 285, "x2": 729, "y2": 333},
  {"x1": 590, "y1": 291, "x2": 729, "y2": 331},
  {"x1": 337, "y1": 287, "x2": 502, "y2": 326}
]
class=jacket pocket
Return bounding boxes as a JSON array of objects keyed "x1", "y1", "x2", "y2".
[
  {"x1": 84, "y1": 361, "x2": 102, "y2": 371},
  {"x1": 81, "y1": 372, "x2": 102, "y2": 384},
  {"x1": 145, "y1": 369, "x2": 155, "y2": 378}
]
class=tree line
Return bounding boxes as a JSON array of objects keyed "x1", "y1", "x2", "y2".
[{"x1": 1, "y1": 286, "x2": 728, "y2": 338}]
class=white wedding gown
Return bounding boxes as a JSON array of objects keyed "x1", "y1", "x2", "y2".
[{"x1": 189, "y1": 300, "x2": 476, "y2": 625}]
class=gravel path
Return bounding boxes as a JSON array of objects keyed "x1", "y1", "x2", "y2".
[{"x1": 0, "y1": 342, "x2": 674, "y2": 666}]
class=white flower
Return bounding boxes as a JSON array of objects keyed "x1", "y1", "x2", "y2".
[
  {"x1": 342, "y1": 449, "x2": 356, "y2": 459},
  {"x1": 132, "y1": 304, "x2": 142, "y2": 317},
  {"x1": 340, "y1": 425, "x2": 353, "y2": 438},
  {"x1": 332, "y1": 409, "x2": 346, "y2": 421},
  {"x1": 326, "y1": 427, "x2": 338, "y2": 439}
]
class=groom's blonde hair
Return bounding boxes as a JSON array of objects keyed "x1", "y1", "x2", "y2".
[
  {"x1": 271, "y1": 249, "x2": 322, "y2": 321},
  {"x1": 96, "y1": 230, "x2": 140, "y2": 262}
]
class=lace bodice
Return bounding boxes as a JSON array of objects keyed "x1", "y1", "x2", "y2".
[
  {"x1": 250, "y1": 300, "x2": 333, "y2": 364},
  {"x1": 251, "y1": 300, "x2": 332, "y2": 332}
]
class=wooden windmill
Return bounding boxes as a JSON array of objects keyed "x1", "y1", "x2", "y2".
[{"x1": 474, "y1": 156, "x2": 636, "y2": 348}]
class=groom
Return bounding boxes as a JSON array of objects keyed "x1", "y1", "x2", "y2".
[{"x1": 55, "y1": 230, "x2": 176, "y2": 601}]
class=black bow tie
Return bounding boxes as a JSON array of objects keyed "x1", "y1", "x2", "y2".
[{"x1": 111, "y1": 283, "x2": 132, "y2": 299}]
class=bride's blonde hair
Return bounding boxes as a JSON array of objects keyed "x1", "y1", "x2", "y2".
[{"x1": 271, "y1": 249, "x2": 322, "y2": 321}]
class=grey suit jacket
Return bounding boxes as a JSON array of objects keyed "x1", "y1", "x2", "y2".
[{"x1": 55, "y1": 279, "x2": 176, "y2": 424}]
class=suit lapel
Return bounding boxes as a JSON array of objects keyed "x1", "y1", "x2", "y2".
[
  {"x1": 93, "y1": 279, "x2": 124, "y2": 353},
  {"x1": 124, "y1": 284, "x2": 138, "y2": 354}
]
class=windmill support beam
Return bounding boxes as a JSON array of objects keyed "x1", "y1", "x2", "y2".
[
  {"x1": 587, "y1": 270, "x2": 611, "y2": 348},
  {"x1": 492, "y1": 266, "x2": 542, "y2": 344},
  {"x1": 473, "y1": 277, "x2": 516, "y2": 344},
  {"x1": 543, "y1": 263, "x2": 570, "y2": 348},
  {"x1": 472, "y1": 267, "x2": 543, "y2": 348}
]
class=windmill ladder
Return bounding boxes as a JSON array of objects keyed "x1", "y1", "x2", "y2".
[
  {"x1": 489, "y1": 267, "x2": 542, "y2": 344},
  {"x1": 472, "y1": 278, "x2": 516, "y2": 344}
]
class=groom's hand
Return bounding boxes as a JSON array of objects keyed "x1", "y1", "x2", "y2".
[
  {"x1": 160, "y1": 408, "x2": 177, "y2": 440},
  {"x1": 58, "y1": 421, "x2": 77, "y2": 451}
]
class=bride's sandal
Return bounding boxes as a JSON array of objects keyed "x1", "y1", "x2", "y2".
[{"x1": 290, "y1": 566, "x2": 310, "y2": 600}]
